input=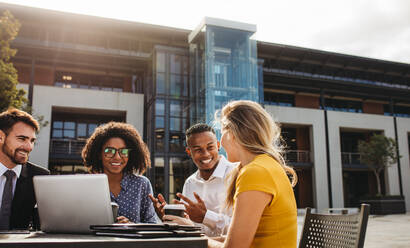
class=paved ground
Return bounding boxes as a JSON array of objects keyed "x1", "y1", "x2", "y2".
[{"x1": 297, "y1": 213, "x2": 410, "y2": 247}]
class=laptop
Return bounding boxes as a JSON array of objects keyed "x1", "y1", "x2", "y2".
[{"x1": 33, "y1": 174, "x2": 114, "y2": 233}]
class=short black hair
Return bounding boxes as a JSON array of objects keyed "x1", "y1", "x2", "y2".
[{"x1": 185, "y1": 123, "x2": 215, "y2": 140}]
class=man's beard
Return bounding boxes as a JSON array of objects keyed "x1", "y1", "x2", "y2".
[{"x1": 2, "y1": 139, "x2": 29, "y2": 165}]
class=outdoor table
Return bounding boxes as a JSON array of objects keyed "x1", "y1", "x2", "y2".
[{"x1": 0, "y1": 232, "x2": 207, "y2": 248}]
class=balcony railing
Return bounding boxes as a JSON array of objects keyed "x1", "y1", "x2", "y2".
[
  {"x1": 50, "y1": 139, "x2": 86, "y2": 158},
  {"x1": 285, "y1": 150, "x2": 311, "y2": 163},
  {"x1": 341, "y1": 152, "x2": 362, "y2": 165}
]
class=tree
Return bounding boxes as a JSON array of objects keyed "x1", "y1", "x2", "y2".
[
  {"x1": 358, "y1": 134, "x2": 400, "y2": 196},
  {"x1": 0, "y1": 10, "x2": 27, "y2": 112},
  {"x1": 0, "y1": 11, "x2": 48, "y2": 129}
]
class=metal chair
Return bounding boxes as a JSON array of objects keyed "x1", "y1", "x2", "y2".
[{"x1": 299, "y1": 204, "x2": 370, "y2": 248}]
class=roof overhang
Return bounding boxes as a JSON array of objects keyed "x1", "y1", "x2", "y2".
[{"x1": 188, "y1": 17, "x2": 256, "y2": 43}]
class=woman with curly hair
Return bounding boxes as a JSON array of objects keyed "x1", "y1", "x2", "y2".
[{"x1": 82, "y1": 122, "x2": 157, "y2": 223}]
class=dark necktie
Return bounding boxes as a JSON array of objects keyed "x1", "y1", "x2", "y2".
[{"x1": 0, "y1": 170, "x2": 16, "y2": 230}]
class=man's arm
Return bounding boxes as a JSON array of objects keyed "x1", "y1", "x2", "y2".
[
  {"x1": 10, "y1": 162, "x2": 49, "y2": 230},
  {"x1": 209, "y1": 190, "x2": 272, "y2": 248},
  {"x1": 175, "y1": 192, "x2": 231, "y2": 236},
  {"x1": 202, "y1": 207, "x2": 231, "y2": 236}
]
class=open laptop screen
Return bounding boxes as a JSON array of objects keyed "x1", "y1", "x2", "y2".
[{"x1": 33, "y1": 174, "x2": 114, "y2": 233}]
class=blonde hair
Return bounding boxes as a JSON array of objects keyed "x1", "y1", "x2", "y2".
[{"x1": 218, "y1": 100, "x2": 297, "y2": 208}]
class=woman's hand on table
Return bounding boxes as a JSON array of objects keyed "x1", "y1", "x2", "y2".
[{"x1": 116, "y1": 216, "x2": 132, "y2": 223}]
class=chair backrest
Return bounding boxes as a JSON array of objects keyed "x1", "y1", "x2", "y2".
[{"x1": 299, "y1": 204, "x2": 370, "y2": 248}]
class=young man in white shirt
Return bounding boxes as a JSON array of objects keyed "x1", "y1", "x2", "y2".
[{"x1": 149, "y1": 123, "x2": 236, "y2": 236}]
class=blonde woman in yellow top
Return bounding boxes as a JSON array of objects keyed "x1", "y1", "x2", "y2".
[{"x1": 208, "y1": 100, "x2": 298, "y2": 248}]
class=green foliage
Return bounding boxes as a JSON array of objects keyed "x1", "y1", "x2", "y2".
[
  {"x1": 358, "y1": 134, "x2": 400, "y2": 195},
  {"x1": 358, "y1": 134, "x2": 399, "y2": 170},
  {"x1": 0, "y1": 10, "x2": 28, "y2": 112},
  {"x1": 0, "y1": 11, "x2": 48, "y2": 129}
]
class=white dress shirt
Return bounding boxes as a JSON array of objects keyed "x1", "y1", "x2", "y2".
[
  {"x1": 0, "y1": 162, "x2": 22, "y2": 208},
  {"x1": 182, "y1": 155, "x2": 236, "y2": 236}
]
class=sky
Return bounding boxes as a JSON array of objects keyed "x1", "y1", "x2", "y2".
[{"x1": 2, "y1": 0, "x2": 410, "y2": 64}]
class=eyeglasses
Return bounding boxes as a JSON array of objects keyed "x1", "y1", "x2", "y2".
[{"x1": 103, "y1": 147, "x2": 131, "y2": 158}]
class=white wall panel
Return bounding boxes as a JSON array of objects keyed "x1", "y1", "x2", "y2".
[
  {"x1": 27, "y1": 85, "x2": 144, "y2": 167},
  {"x1": 265, "y1": 105, "x2": 329, "y2": 210},
  {"x1": 327, "y1": 111, "x2": 398, "y2": 208}
]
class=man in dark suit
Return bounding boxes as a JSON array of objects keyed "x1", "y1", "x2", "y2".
[{"x1": 0, "y1": 108, "x2": 49, "y2": 230}]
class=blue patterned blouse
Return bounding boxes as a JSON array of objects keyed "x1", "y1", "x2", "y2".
[{"x1": 110, "y1": 173, "x2": 157, "y2": 223}]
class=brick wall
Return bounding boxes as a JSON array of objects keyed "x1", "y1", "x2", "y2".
[
  {"x1": 363, "y1": 102, "x2": 384, "y2": 115},
  {"x1": 15, "y1": 66, "x2": 31, "y2": 84},
  {"x1": 15, "y1": 65, "x2": 54, "y2": 85},
  {"x1": 34, "y1": 67, "x2": 54, "y2": 85},
  {"x1": 295, "y1": 95, "x2": 319, "y2": 109},
  {"x1": 123, "y1": 76, "x2": 132, "y2": 93}
]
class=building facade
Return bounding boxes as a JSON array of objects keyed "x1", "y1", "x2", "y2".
[{"x1": 1, "y1": 2, "x2": 409, "y2": 210}]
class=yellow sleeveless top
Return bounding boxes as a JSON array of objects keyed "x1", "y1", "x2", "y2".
[{"x1": 234, "y1": 154, "x2": 297, "y2": 248}]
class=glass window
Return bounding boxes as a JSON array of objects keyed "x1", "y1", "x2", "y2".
[
  {"x1": 88, "y1": 124, "x2": 97, "y2": 135},
  {"x1": 394, "y1": 105, "x2": 410, "y2": 117},
  {"x1": 54, "y1": 71, "x2": 124, "y2": 92},
  {"x1": 196, "y1": 26, "x2": 258, "y2": 126},
  {"x1": 170, "y1": 54, "x2": 182, "y2": 74},
  {"x1": 170, "y1": 100, "x2": 181, "y2": 117},
  {"x1": 170, "y1": 74, "x2": 181, "y2": 96},
  {"x1": 52, "y1": 130, "x2": 62, "y2": 138},
  {"x1": 156, "y1": 73, "x2": 166, "y2": 94},
  {"x1": 182, "y1": 56, "x2": 189, "y2": 75},
  {"x1": 54, "y1": 82, "x2": 64, "y2": 87},
  {"x1": 170, "y1": 100, "x2": 187, "y2": 117},
  {"x1": 170, "y1": 117, "x2": 186, "y2": 132},
  {"x1": 325, "y1": 98, "x2": 362, "y2": 113},
  {"x1": 155, "y1": 114, "x2": 165, "y2": 152},
  {"x1": 154, "y1": 157, "x2": 165, "y2": 195},
  {"x1": 182, "y1": 75, "x2": 188, "y2": 96},
  {"x1": 155, "y1": 116, "x2": 164, "y2": 129},
  {"x1": 383, "y1": 104, "x2": 392, "y2": 116},
  {"x1": 156, "y1": 52, "x2": 166, "y2": 73},
  {"x1": 264, "y1": 92, "x2": 295, "y2": 107},
  {"x1": 170, "y1": 117, "x2": 181, "y2": 131},
  {"x1": 63, "y1": 130, "x2": 75, "y2": 138},
  {"x1": 156, "y1": 99, "x2": 165, "y2": 115},
  {"x1": 64, "y1": 122, "x2": 75, "y2": 129},
  {"x1": 170, "y1": 74, "x2": 188, "y2": 96},
  {"x1": 169, "y1": 157, "x2": 192, "y2": 202},
  {"x1": 155, "y1": 131, "x2": 164, "y2": 152},
  {"x1": 169, "y1": 133, "x2": 185, "y2": 153},
  {"x1": 77, "y1": 123, "x2": 87, "y2": 138},
  {"x1": 53, "y1": 121, "x2": 63, "y2": 129},
  {"x1": 52, "y1": 121, "x2": 77, "y2": 139},
  {"x1": 66, "y1": 83, "x2": 77, "y2": 88}
]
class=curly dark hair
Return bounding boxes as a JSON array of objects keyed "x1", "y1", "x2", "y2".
[{"x1": 82, "y1": 122, "x2": 150, "y2": 175}]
